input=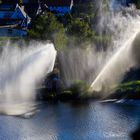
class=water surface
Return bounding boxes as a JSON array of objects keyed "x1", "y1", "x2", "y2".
[{"x1": 0, "y1": 101, "x2": 139, "y2": 140}]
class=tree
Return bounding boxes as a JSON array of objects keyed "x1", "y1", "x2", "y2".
[
  {"x1": 72, "y1": 0, "x2": 95, "y2": 19},
  {"x1": 27, "y1": 12, "x2": 67, "y2": 50},
  {"x1": 133, "y1": 0, "x2": 140, "y2": 9},
  {"x1": 67, "y1": 18, "x2": 94, "y2": 48}
]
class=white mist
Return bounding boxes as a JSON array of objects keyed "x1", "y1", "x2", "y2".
[{"x1": 0, "y1": 42, "x2": 56, "y2": 115}]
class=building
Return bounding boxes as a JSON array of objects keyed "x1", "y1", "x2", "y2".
[
  {"x1": 0, "y1": 0, "x2": 74, "y2": 37},
  {"x1": 2, "y1": 0, "x2": 73, "y2": 16},
  {"x1": 42, "y1": 0, "x2": 73, "y2": 15},
  {"x1": 1, "y1": 0, "x2": 39, "y2": 18},
  {"x1": 0, "y1": 3, "x2": 30, "y2": 37}
]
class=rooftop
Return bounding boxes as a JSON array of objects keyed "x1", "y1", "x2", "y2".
[
  {"x1": 0, "y1": 4, "x2": 16, "y2": 11},
  {"x1": 43, "y1": 0, "x2": 73, "y2": 6}
]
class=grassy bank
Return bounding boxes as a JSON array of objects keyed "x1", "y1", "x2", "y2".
[{"x1": 109, "y1": 80, "x2": 140, "y2": 99}]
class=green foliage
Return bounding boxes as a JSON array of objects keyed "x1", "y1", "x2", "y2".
[
  {"x1": 108, "y1": 80, "x2": 140, "y2": 99},
  {"x1": 118, "y1": 81, "x2": 140, "y2": 88},
  {"x1": 28, "y1": 11, "x2": 94, "y2": 49},
  {"x1": 70, "y1": 0, "x2": 95, "y2": 48},
  {"x1": 18, "y1": 0, "x2": 22, "y2": 4},
  {"x1": 114, "y1": 80, "x2": 140, "y2": 93},
  {"x1": 72, "y1": 0, "x2": 95, "y2": 20},
  {"x1": 53, "y1": 29, "x2": 67, "y2": 50},
  {"x1": 133, "y1": 0, "x2": 140, "y2": 9},
  {"x1": 69, "y1": 80, "x2": 90, "y2": 96},
  {"x1": 27, "y1": 12, "x2": 67, "y2": 50},
  {"x1": 93, "y1": 35, "x2": 112, "y2": 50},
  {"x1": 67, "y1": 18, "x2": 94, "y2": 48},
  {"x1": 27, "y1": 1, "x2": 110, "y2": 50}
]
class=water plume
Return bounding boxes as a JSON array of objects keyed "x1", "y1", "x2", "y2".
[
  {"x1": 60, "y1": 3, "x2": 140, "y2": 93},
  {"x1": 131, "y1": 33, "x2": 140, "y2": 66},
  {"x1": 0, "y1": 42, "x2": 56, "y2": 116},
  {"x1": 90, "y1": 8, "x2": 140, "y2": 97},
  {"x1": 59, "y1": 47, "x2": 107, "y2": 87}
]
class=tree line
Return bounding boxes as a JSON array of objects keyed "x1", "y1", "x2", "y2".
[
  {"x1": 27, "y1": 1, "x2": 96, "y2": 50},
  {"x1": 27, "y1": 0, "x2": 140, "y2": 51}
]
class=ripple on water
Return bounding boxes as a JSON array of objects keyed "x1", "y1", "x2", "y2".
[{"x1": 0, "y1": 101, "x2": 139, "y2": 140}]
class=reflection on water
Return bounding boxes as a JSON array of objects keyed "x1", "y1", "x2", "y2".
[
  {"x1": 0, "y1": 101, "x2": 139, "y2": 140},
  {"x1": 0, "y1": 103, "x2": 37, "y2": 116}
]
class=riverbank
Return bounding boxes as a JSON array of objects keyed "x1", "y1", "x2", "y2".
[{"x1": 108, "y1": 80, "x2": 140, "y2": 100}]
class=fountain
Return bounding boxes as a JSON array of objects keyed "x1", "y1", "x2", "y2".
[
  {"x1": 0, "y1": 42, "x2": 56, "y2": 116},
  {"x1": 59, "y1": 48, "x2": 106, "y2": 87},
  {"x1": 59, "y1": 1, "x2": 140, "y2": 98},
  {"x1": 89, "y1": 7, "x2": 140, "y2": 97}
]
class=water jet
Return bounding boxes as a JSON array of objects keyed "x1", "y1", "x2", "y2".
[
  {"x1": 0, "y1": 42, "x2": 56, "y2": 116},
  {"x1": 89, "y1": 25, "x2": 140, "y2": 97}
]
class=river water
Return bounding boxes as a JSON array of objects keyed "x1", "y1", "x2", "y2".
[{"x1": 0, "y1": 100, "x2": 139, "y2": 140}]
